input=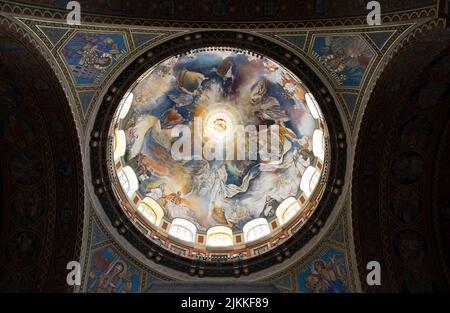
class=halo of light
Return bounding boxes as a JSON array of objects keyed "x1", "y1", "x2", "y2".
[{"x1": 202, "y1": 105, "x2": 241, "y2": 144}]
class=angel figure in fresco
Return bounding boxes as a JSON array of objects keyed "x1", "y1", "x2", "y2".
[
  {"x1": 209, "y1": 163, "x2": 257, "y2": 200},
  {"x1": 135, "y1": 153, "x2": 171, "y2": 177},
  {"x1": 145, "y1": 183, "x2": 166, "y2": 205},
  {"x1": 161, "y1": 190, "x2": 201, "y2": 226},
  {"x1": 165, "y1": 191, "x2": 182, "y2": 205},
  {"x1": 261, "y1": 196, "x2": 280, "y2": 218},
  {"x1": 169, "y1": 94, "x2": 197, "y2": 108},
  {"x1": 263, "y1": 59, "x2": 279, "y2": 72},
  {"x1": 182, "y1": 161, "x2": 258, "y2": 224},
  {"x1": 250, "y1": 79, "x2": 290, "y2": 122},
  {"x1": 206, "y1": 164, "x2": 259, "y2": 224},
  {"x1": 304, "y1": 273, "x2": 328, "y2": 293},
  {"x1": 88, "y1": 258, "x2": 134, "y2": 293},
  {"x1": 304, "y1": 255, "x2": 348, "y2": 293},
  {"x1": 293, "y1": 135, "x2": 313, "y2": 175},
  {"x1": 280, "y1": 72, "x2": 297, "y2": 99},
  {"x1": 210, "y1": 202, "x2": 233, "y2": 227},
  {"x1": 227, "y1": 200, "x2": 251, "y2": 227},
  {"x1": 215, "y1": 57, "x2": 234, "y2": 78},
  {"x1": 212, "y1": 56, "x2": 235, "y2": 94},
  {"x1": 168, "y1": 68, "x2": 208, "y2": 108},
  {"x1": 258, "y1": 123, "x2": 303, "y2": 172}
]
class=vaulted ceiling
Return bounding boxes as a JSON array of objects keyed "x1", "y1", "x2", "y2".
[{"x1": 0, "y1": 26, "x2": 84, "y2": 292}]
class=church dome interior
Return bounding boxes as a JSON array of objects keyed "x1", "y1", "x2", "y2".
[
  {"x1": 0, "y1": 0, "x2": 449, "y2": 297},
  {"x1": 109, "y1": 46, "x2": 329, "y2": 262}
]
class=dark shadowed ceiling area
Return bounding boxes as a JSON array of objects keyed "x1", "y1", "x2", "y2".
[
  {"x1": 353, "y1": 28, "x2": 450, "y2": 292},
  {"x1": 8, "y1": 0, "x2": 438, "y2": 21},
  {"x1": 0, "y1": 25, "x2": 84, "y2": 292}
]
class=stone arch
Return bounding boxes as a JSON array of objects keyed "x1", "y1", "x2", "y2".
[
  {"x1": 352, "y1": 28, "x2": 450, "y2": 292},
  {"x1": 0, "y1": 23, "x2": 84, "y2": 292}
]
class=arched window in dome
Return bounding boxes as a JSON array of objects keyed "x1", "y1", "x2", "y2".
[
  {"x1": 137, "y1": 203, "x2": 156, "y2": 224},
  {"x1": 305, "y1": 93, "x2": 321, "y2": 120},
  {"x1": 117, "y1": 92, "x2": 133, "y2": 120},
  {"x1": 276, "y1": 196, "x2": 302, "y2": 225},
  {"x1": 243, "y1": 218, "x2": 270, "y2": 243},
  {"x1": 206, "y1": 226, "x2": 233, "y2": 247},
  {"x1": 312, "y1": 129, "x2": 325, "y2": 161},
  {"x1": 300, "y1": 166, "x2": 321, "y2": 198},
  {"x1": 137, "y1": 197, "x2": 165, "y2": 226},
  {"x1": 113, "y1": 130, "x2": 126, "y2": 160},
  {"x1": 117, "y1": 166, "x2": 139, "y2": 198},
  {"x1": 169, "y1": 218, "x2": 197, "y2": 243}
]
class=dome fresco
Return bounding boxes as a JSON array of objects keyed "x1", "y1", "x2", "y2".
[{"x1": 111, "y1": 47, "x2": 328, "y2": 248}]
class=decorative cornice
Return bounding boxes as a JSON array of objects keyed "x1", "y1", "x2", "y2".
[{"x1": 0, "y1": 1, "x2": 438, "y2": 29}]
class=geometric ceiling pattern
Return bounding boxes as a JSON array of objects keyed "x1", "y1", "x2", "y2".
[{"x1": 18, "y1": 15, "x2": 414, "y2": 128}]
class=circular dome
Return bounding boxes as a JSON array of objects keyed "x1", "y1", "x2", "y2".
[
  {"x1": 90, "y1": 32, "x2": 347, "y2": 277},
  {"x1": 109, "y1": 46, "x2": 328, "y2": 257}
]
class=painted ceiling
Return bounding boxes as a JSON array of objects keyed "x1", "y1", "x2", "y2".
[
  {"x1": 0, "y1": 0, "x2": 448, "y2": 293},
  {"x1": 113, "y1": 48, "x2": 326, "y2": 231}
]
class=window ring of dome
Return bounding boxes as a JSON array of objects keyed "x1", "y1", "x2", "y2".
[
  {"x1": 137, "y1": 197, "x2": 165, "y2": 226},
  {"x1": 276, "y1": 196, "x2": 302, "y2": 225},
  {"x1": 169, "y1": 218, "x2": 197, "y2": 243},
  {"x1": 243, "y1": 218, "x2": 271, "y2": 243},
  {"x1": 206, "y1": 226, "x2": 234, "y2": 247}
]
